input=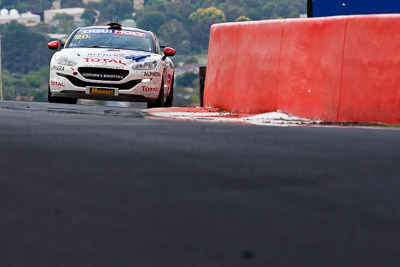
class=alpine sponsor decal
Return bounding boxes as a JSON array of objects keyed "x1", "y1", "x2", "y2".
[
  {"x1": 144, "y1": 71, "x2": 161, "y2": 77},
  {"x1": 51, "y1": 65, "x2": 65, "y2": 71},
  {"x1": 81, "y1": 29, "x2": 146, "y2": 38},
  {"x1": 82, "y1": 65, "x2": 125, "y2": 70},
  {"x1": 51, "y1": 80, "x2": 65, "y2": 87},
  {"x1": 86, "y1": 50, "x2": 150, "y2": 61},
  {"x1": 83, "y1": 58, "x2": 126, "y2": 65},
  {"x1": 142, "y1": 86, "x2": 159, "y2": 92}
]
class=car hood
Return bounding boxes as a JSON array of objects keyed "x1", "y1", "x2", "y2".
[{"x1": 55, "y1": 48, "x2": 159, "y2": 69}]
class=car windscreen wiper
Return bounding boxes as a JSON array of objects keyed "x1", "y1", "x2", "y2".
[
  {"x1": 69, "y1": 46, "x2": 113, "y2": 49},
  {"x1": 87, "y1": 46, "x2": 113, "y2": 48}
]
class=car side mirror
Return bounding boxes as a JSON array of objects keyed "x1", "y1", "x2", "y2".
[
  {"x1": 164, "y1": 47, "x2": 176, "y2": 57},
  {"x1": 162, "y1": 47, "x2": 176, "y2": 60},
  {"x1": 48, "y1": 41, "x2": 60, "y2": 50}
]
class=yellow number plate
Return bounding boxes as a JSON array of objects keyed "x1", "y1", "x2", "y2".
[{"x1": 90, "y1": 87, "x2": 115, "y2": 96}]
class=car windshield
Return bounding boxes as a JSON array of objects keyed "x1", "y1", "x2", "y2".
[{"x1": 68, "y1": 28, "x2": 153, "y2": 52}]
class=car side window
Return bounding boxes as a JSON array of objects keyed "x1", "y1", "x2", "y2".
[{"x1": 153, "y1": 34, "x2": 161, "y2": 54}]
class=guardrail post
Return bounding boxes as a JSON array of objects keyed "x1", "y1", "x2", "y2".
[{"x1": 199, "y1": 66, "x2": 206, "y2": 107}]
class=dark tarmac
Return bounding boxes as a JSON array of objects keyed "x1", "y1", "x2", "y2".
[{"x1": 0, "y1": 101, "x2": 399, "y2": 267}]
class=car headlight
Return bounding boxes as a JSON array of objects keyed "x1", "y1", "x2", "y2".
[
  {"x1": 56, "y1": 56, "x2": 77, "y2": 66},
  {"x1": 132, "y1": 60, "x2": 158, "y2": 70}
]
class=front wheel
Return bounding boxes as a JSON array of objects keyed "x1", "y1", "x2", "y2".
[
  {"x1": 164, "y1": 75, "x2": 174, "y2": 108},
  {"x1": 48, "y1": 86, "x2": 77, "y2": 104},
  {"x1": 147, "y1": 79, "x2": 164, "y2": 109}
]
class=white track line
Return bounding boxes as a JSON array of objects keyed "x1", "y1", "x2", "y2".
[{"x1": 149, "y1": 111, "x2": 321, "y2": 126}]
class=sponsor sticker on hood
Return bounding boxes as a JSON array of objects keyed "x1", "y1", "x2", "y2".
[
  {"x1": 85, "y1": 50, "x2": 150, "y2": 62},
  {"x1": 81, "y1": 29, "x2": 146, "y2": 38}
]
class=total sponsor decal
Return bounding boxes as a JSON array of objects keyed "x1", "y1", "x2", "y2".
[
  {"x1": 142, "y1": 86, "x2": 159, "y2": 92},
  {"x1": 83, "y1": 58, "x2": 126, "y2": 65},
  {"x1": 51, "y1": 80, "x2": 65, "y2": 87},
  {"x1": 81, "y1": 29, "x2": 146, "y2": 38},
  {"x1": 51, "y1": 65, "x2": 65, "y2": 71},
  {"x1": 144, "y1": 71, "x2": 161, "y2": 77}
]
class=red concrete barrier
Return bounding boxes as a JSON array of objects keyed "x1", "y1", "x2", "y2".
[
  {"x1": 277, "y1": 17, "x2": 346, "y2": 121},
  {"x1": 339, "y1": 15, "x2": 400, "y2": 124},
  {"x1": 205, "y1": 20, "x2": 283, "y2": 114},
  {"x1": 232, "y1": 20, "x2": 283, "y2": 113},
  {"x1": 204, "y1": 23, "x2": 239, "y2": 111},
  {"x1": 204, "y1": 15, "x2": 400, "y2": 124}
]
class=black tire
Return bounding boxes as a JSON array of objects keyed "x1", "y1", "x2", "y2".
[
  {"x1": 48, "y1": 85, "x2": 77, "y2": 104},
  {"x1": 164, "y1": 75, "x2": 174, "y2": 108},
  {"x1": 147, "y1": 78, "x2": 164, "y2": 109}
]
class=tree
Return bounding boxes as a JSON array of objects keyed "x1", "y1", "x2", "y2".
[
  {"x1": 33, "y1": 91, "x2": 47, "y2": 102},
  {"x1": 158, "y1": 19, "x2": 190, "y2": 53},
  {"x1": 1, "y1": 21, "x2": 52, "y2": 74},
  {"x1": 189, "y1": 7, "x2": 226, "y2": 24},
  {"x1": 146, "y1": 0, "x2": 166, "y2": 7},
  {"x1": 262, "y1": 0, "x2": 303, "y2": 19},
  {"x1": 27, "y1": 0, "x2": 53, "y2": 10},
  {"x1": 90, "y1": 0, "x2": 133, "y2": 22},
  {"x1": 81, "y1": 9, "x2": 98, "y2": 25},
  {"x1": 189, "y1": 7, "x2": 226, "y2": 51},
  {"x1": 184, "y1": 56, "x2": 198, "y2": 64},
  {"x1": 29, "y1": 23, "x2": 55, "y2": 35},
  {"x1": 61, "y1": 0, "x2": 83, "y2": 8},
  {"x1": 52, "y1": 13, "x2": 76, "y2": 34},
  {"x1": 137, "y1": 11, "x2": 167, "y2": 34},
  {"x1": 53, "y1": 13, "x2": 74, "y2": 21},
  {"x1": 235, "y1": 15, "x2": 251, "y2": 22},
  {"x1": 176, "y1": 71, "x2": 197, "y2": 87},
  {"x1": 37, "y1": 66, "x2": 50, "y2": 81},
  {"x1": 25, "y1": 73, "x2": 42, "y2": 88},
  {"x1": 0, "y1": 0, "x2": 52, "y2": 11},
  {"x1": 168, "y1": 1, "x2": 195, "y2": 23},
  {"x1": 219, "y1": 4, "x2": 247, "y2": 22},
  {"x1": 165, "y1": 11, "x2": 183, "y2": 22},
  {"x1": 2, "y1": 69, "x2": 15, "y2": 100}
]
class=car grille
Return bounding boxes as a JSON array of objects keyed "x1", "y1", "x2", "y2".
[
  {"x1": 57, "y1": 73, "x2": 141, "y2": 90},
  {"x1": 78, "y1": 67, "x2": 129, "y2": 81}
]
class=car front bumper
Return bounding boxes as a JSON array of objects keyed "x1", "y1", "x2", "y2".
[{"x1": 49, "y1": 69, "x2": 162, "y2": 103}]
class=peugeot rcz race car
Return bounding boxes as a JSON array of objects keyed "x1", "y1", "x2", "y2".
[{"x1": 47, "y1": 23, "x2": 176, "y2": 108}]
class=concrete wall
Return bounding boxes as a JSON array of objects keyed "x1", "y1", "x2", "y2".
[{"x1": 204, "y1": 15, "x2": 400, "y2": 124}]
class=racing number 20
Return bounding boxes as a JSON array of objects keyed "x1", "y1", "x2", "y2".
[{"x1": 74, "y1": 34, "x2": 91, "y2": 40}]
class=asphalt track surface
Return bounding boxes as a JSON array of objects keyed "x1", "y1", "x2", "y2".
[{"x1": 0, "y1": 101, "x2": 399, "y2": 267}]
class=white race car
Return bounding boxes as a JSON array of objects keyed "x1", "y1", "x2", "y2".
[{"x1": 47, "y1": 23, "x2": 176, "y2": 108}]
